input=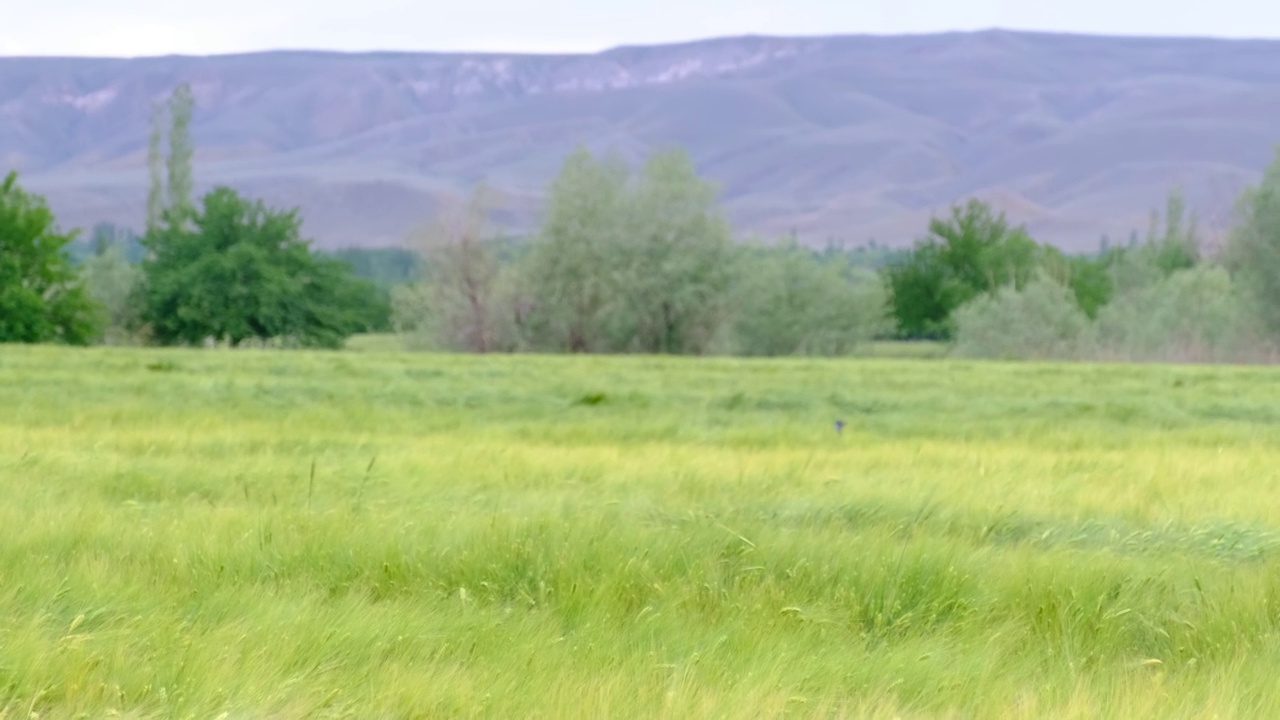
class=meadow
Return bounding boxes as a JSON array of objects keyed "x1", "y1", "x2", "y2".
[{"x1": 3, "y1": 344, "x2": 1280, "y2": 718}]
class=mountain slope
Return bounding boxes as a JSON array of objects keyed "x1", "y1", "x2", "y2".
[{"x1": 3, "y1": 31, "x2": 1279, "y2": 250}]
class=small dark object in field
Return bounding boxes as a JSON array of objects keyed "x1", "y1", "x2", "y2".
[
  {"x1": 575, "y1": 392, "x2": 608, "y2": 406},
  {"x1": 146, "y1": 360, "x2": 179, "y2": 372},
  {"x1": 834, "y1": 419, "x2": 845, "y2": 434}
]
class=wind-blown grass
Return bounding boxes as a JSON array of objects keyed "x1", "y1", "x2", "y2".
[{"x1": 3, "y1": 346, "x2": 1280, "y2": 718}]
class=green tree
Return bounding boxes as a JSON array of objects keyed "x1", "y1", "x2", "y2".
[
  {"x1": 1224, "y1": 148, "x2": 1280, "y2": 340},
  {"x1": 518, "y1": 148, "x2": 630, "y2": 353},
  {"x1": 518, "y1": 147, "x2": 733, "y2": 355},
  {"x1": 138, "y1": 187, "x2": 382, "y2": 348},
  {"x1": 1145, "y1": 188, "x2": 1200, "y2": 275},
  {"x1": 145, "y1": 83, "x2": 196, "y2": 235},
  {"x1": 885, "y1": 199, "x2": 1044, "y2": 339},
  {"x1": 80, "y1": 237, "x2": 143, "y2": 345},
  {"x1": 1064, "y1": 252, "x2": 1116, "y2": 319},
  {"x1": 1095, "y1": 265, "x2": 1245, "y2": 362},
  {"x1": 1107, "y1": 188, "x2": 1202, "y2": 297},
  {"x1": 732, "y1": 241, "x2": 889, "y2": 356},
  {"x1": 952, "y1": 273, "x2": 1091, "y2": 360},
  {"x1": 394, "y1": 186, "x2": 517, "y2": 352},
  {"x1": 0, "y1": 172, "x2": 98, "y2": 344},
  {"x1": 165, "y1": 83, "x2": 196, "y2": 228},
  {"x1": 608, "y1": 148, "x2": 734, "y2": 354},
  {"x1": 146, "y1": 99, "x2": 166, "y2": 234}
]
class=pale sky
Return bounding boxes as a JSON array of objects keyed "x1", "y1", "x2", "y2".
[{"x1": 4, "y1": 0, "x2": 1280, "y2": 57}]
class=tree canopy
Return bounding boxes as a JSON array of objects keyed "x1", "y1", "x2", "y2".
[
  {"x1": 0, "y1": 172, "x2": 98, "y2": 344},
  {"x1": 1226, "y1": 148, "x2": 1280, "y2": 340},
  {"x1": 138, "y1": 186, "x2": 385, "y2": 348},
  {"x1": 885, "y1": 199, "x2": 1045, "y2": 339},
  {"x1": 518, "y1": 147, "x2": 734, "y2": 354}
]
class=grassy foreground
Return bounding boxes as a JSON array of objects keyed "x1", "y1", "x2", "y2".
[{"x1": 3, "y1": 346, "x2": 1280, "y2": 718}]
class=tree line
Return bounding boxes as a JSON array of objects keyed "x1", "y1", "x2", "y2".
[
  {"x1": 1, "y1": 84, "x2": 387, "y2": 348},
  {"x1": 942, "y1": 165, "x2": 1280, "y2": 363},
  {"x1": 389, "y1": 150, "x2": 894, "y2": 356},
  {"x1": 5, "y1": 80, "x2": 1280, "y2": 362},
  {"x1": 391, "y1": 144, "x2": 1280, "y2": 362}
]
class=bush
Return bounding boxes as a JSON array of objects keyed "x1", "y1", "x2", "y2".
[
  {"x1": 952, "y1": 275, "x2": 1091, "y2": 360},
  {"x1": 732, "y1": 242, "x2": 890, "y2": 356},
  {"x1": 885, "y1": 199, "x2": 1047, "y2": 340},
  {"x1": 138, "y1": 187, "x2": 382, "y2": 348},
  {"x1": 0, "y1": 171, "x2": 99, "y2": 344},
  {"x1": 80, "y1": 239, "x2": 143, "y2": 345},
  {"x1": 1094, "y1": 266, "x2": 1253, "y2": 363}
]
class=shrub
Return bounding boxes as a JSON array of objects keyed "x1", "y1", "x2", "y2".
[
  {"x1": 952, "y1": 274, "x2": 1091, "y2": 360},
  {"x1": 1094, "y1": 266, "x2": 1252, "y2": 363}
]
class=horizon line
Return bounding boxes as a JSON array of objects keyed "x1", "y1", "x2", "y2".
[{"x1": 5, "y1": 26, "x2": 1280, "y2": 62}]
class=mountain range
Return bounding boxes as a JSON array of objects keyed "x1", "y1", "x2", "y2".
[{"x1": 3, "y1": 30, "x2": 1280, "y2": 251}]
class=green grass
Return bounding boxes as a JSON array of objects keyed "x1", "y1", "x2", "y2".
[
  {"x1": 342, "y1": 333, "x2": 404, "y2": 353},
  {"x1": 342, "y1": 334, "x2": 951, "y2": 359},
  {"x1": 3, "y1": 346, "x2": 1280, "y2": 718}
]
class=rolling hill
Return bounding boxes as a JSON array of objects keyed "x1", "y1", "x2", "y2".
[{"x1": 3, "y1": 30, "x2": 1279, "y2": 251}]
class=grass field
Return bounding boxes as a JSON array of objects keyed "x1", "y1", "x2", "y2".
[{"x1": 3, "y1": 345, "x2": 1280, "y2": 718}]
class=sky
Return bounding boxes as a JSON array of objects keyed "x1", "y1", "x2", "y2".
[{"x1": 4, "y1": 0, "x2": 1280, "y2": 57}]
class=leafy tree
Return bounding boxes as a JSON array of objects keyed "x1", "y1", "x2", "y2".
[
  {"x1": 394, "y1": 185, "x2": 517, "y2": 352},
  {"x1": 518, "y1": 147, "x2": 733, "y2": 355},
  {"x1": 1095, "y1": 266, "x2": 1245, "y2": 362},
  {"x1": 80, "y1": 237, "x2": 143, "y2": 345},
  {"x1": 1064, "y1": 252, "x2": 1117, "y2": 319},
  {"x1": 144, "y1": 83, "x2": 196, "y2": 234},
  {"x1": 0, "y1": 172, "x2": 98, "y2": 344},
  {"x1": 1224, "y1": 148, "x2": 1280, "y2": 340},
  {"x1": 1145, "y1": 188, "x2": 1200, "y2": 275},
  {"x1": 146, "y1": 99, "x2": 166, "y2": 234},
  {"x1": 165, "y1": 83, "x2": 196, "y2": 228},
  {"x1": 1108, "y1": 188, "x2": 1201, "y2": 297},
  {"x1": 609, "y1": 148, "x2": 734, "y2": 354},
  {"x1": 885, "y1": 199, "x2": 1044, "y2": 339},
  {"x1": 952, "y1": 273, "x2": 1091, "y2": 360},
  {"x1": 138, "y1": 187, "x2": 383, "y2": 348},
  {"x1": 732, "y1": 241, "x2": 889, "y2": 356},
  {"x1": 517, "y1": 148, "x2": 630, "y2": 352}
]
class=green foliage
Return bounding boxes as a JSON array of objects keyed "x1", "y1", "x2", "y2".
[
  {"x1": 610, "y1": 149, "x2": 734, "y2": 354},
  {"x1": 1225, "y1": 148, "x2": 1280, "y2": 340},
  {"x1": 885, "y1": 199, "x2": 1046, "y2": 339},
  {"x1": 146, "y1": 99, "x2": 166, "y2": 234},
  {"x1": 517, "y1": 148, "x2": 629, "y2": 352},
  {"x1": 953, "y1": 264, "x2": 1254, "y2": 363},
  {"x1": 816, "y1": 241, "x2": 910, "y2": 271},
  {"x1": 138, "y1": 187, "x2": 384, "y2": 348},
  {"x1": 1064, "y1": 252, "x2": 1116, "y2": 319},
  {"x1": 0, "y1": 171, "x2": 98, "y2": 344},
  {"x1": 952, "y1": 273, "x2": 1092, "y2": 360},
  {"x1": 1144, "y1": 188, "x2": 1201, "y2": 275},
  {"x1": 66, "y1": 223, "x2": 146, "y2": 266},
  {"x1": 327, "y1": 247, "x2": 421, "y2": 288},
  {"x1": 165, "y1": 83, "x2": 196, "y2": 228},
  {"x1": 1095, "y1": 265, "x2": 1250, "y2": 362},
  {"x1": 519, "y1": 147, "x2": 733, "y2": 354},
  {"x1": 731, "y1": 241, "x2": 890, "y2": 356},
  {"x1": 393, "y1": 187, "x2": 519, "y2": 352},
  {"x1": 949, "y1": 187, "x2": 1223, "y2": 361},
  {"x1": 1108, "y1": 189, "x2": 1202, "y2": 298},
  {"x1": 79, "y1": 237, "x2": 143, "y2": 345},
  {"x1": 145, "y1": 84, "x2": 196, "y2": 235}
]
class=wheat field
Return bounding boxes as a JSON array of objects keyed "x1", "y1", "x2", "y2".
[{"x1": 3, "y1": 345, "x2": 1280, "y2": 718}]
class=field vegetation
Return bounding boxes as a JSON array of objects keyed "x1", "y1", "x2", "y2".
[
  {"x1": 4, "y1": 346, "x2": 1280, "y2": 718},
  {"x1": 6, "y1": 71, "x2": 1280, "y2": 720}
]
